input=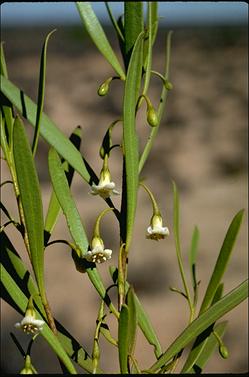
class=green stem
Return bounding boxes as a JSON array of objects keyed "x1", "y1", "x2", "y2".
[
  {"x1": 139, "y1": 181, "x2": 160, "y2": 215},
  {"x1": 105, "y1": 2, "x2": 124, "y2": 42},
  {"x1": 138, "y1": 30, "x2": 173, "y2": 173},
  {"x1": 173, "y1": 182, "x2": 194, "y2": 323}
]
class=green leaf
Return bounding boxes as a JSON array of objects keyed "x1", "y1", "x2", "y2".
[
  {"x1": 142, "y1": 2, "x2": 157, "y2": 95},
  {"x1": 48, "y1": 148, "x2": 88, "y2": 254},
  {"x1": 118, "y1": 304, "x2": 129, "y2": 373},
  {"x1": 1, "y1": 264, "x2": 77, "y2": 374},
  {"x1": 48, "y1": 148, "x2": 119, "y2": 318},
  {"x1": 105, "y1": 2, "x2": 124, "y2": 43},
  {"x1": 188, "y1": 321, "x2": 228, "y2": 374},
  {"x1": 124, "y1": 2, "x2": 144, "y2": 69},
  {"x1": 0, "y1": 75, "x2": 90, "y2": 183},
  {"x1": 199, "y1": 209, "x2": 244, "y2": 314},
  {"x1": 32, "y1": 29, "x2": 56, "y2": 156},
  {"x1": 1, "y1": 42, "x2": 8, "y2": 78},
  {"x1": 127, "y1": 287, "x2": 138, "y2": 356},
  {"x1": 122, "y1": 31, "x2": 144, "y2": 251},
  {"x1": 172, "y1": 181, "x2": 193, "y2": 314},
  {"x1": 0, "y1": 231, "x2": 103, "y2": 373},
  {"x1": 149, "y1": 2, "x2": 159, "y2": 47},
  {"x1": 12, "y1": 116, "x2": 45, "y2": 297},
  {"x1": 1, "y1": 44, "x2": 14, "y2": 148},
  {"x1": 76, "y1": 2, "x2": 125, "y2": 80},
  {"x1": 44, "y1": 126, "x2": 83, "y2": 243},
  {"x1": 147, "y1": 279, "x2": 248, "y2": 373}
]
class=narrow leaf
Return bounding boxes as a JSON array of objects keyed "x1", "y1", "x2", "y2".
[
  {"x1": 44, "y1": 126, "x2": 82, "y2": 243},
  {"x1": 180, "y1": 281, "x2": 224, "y2": 373},
  {"x1": 124, "y1": 2, "x2": 143, "y2": 69},
  {"x1": 142, "y1": 2, "x2": 155, "y2": 95},
  {"x1": 32, "y1": 29, "x2": 56, "y2": 156},
  {"x1": 200, "y1": 209, "x2": 244, "y2": 314},
  {"x1": 76, "y1": 2, "x2": 125, "y2": 80},
  {"x1": 13, "y1": 116, "x2": 45, "y2": 296},
  {"x1": 122, "y1": 31, "x2": 144, "y2": 251},
  {"x1": 105, "y1": 2, "x2": 124, "y2": 42},
  {"x1": 127, "y1": 286, "x2": 138, "y2": 356},
  {"x1": 1, "y1": 75, "x2": 90, "y2": 183},
  {"x1": 118, "y1": 304, "x2": 129, "y2": 373},
  {"x1": 1, "y1": 42, "x2": 8, "y2": 78},
  {"x1": 181, "y1": 211, "x2": 244, "y2": 373},
  {"x1": 148, "y1": 279, "x2": 248, "y2": 373},
  {"x1": 150, "y1": 2, "x2": 159, "y2": 46},
  {"x1": 48, "y1": 148, "x2": 88, "y2": 254},
  {"x1": 1, "y1": 45, "x2": 14, "y2": 147}
]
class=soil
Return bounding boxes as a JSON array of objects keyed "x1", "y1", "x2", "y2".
[{"x1": 1, "y1": 25, "x2": 248, "y2": 373}]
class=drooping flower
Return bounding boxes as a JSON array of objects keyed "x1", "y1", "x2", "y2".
[
  {"x1": 140, "y1": 182, "x2": 170, "y2": 241},
  {"x1": 15, "y1": 296, "x2": 45, "y2": 335},
  {"x1": 85, "y1": 236, "x2": 112, "y2": 264},
  {"x1": 146, "y1": 213, "x2": 170, "y2": 241},
  {"x1": 84, "y1": 208, "x2": 114, "y2": 264},
  {"x1": 90, "y1": 155, "x2": 119, "y2": 199}
]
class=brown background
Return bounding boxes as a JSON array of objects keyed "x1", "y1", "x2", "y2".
[{"x1": 1, "y1": 24, "x2": 248, "y2": 373}]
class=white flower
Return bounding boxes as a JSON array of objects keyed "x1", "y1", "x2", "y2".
[
  {"x1": 146, "y1": 214, "x2": 169, "y2": 241},
  {"x1": 85, "y1": 236, "x2": 112, "y2": 264},
  {"x1": 15, "y1": 315, "x2": 45, "y2": 335},
  {"x1": 90, "y1": 165, "x2": 119, "y2": 199},
  {"x1": 91, "y1": 181, "x2": 119, "y2": 199}
]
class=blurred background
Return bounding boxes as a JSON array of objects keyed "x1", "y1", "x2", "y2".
[{"x1": 1, "y1": 2, "x2": 248, "y2": 374}]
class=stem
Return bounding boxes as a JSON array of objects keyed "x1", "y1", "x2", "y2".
[
  {"x1": 173, "y1": 182, "x2": 194, "y2": 323},
  {"x1": 118, "y1": 243, "x2": 126, "y2": 311},
  {"x1": 139, "y1": 181, "x2": 160, "y2": 215},
  {"x1": 138, "y1": 30, "x2": 173, "y2": 173}
]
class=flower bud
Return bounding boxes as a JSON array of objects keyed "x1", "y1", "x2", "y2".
[
  {"x1": 219, "y1": 344, "x2": 229, "y2": 359},
  {"x1": 98, "y1": 82, "x2": 109, "y2": 96},
  {"x1": 147, "y1": 106, "x2": 159, "y2": 127},
  {"x1": 165, "y1": 80, "x2": 173, "y2": 90},
  {"x1": 19, "y1": 355, "x2": 36, "y2": 374}
]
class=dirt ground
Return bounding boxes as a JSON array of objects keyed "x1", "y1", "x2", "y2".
[{"x1": 1, "y1": 24, "x2": 248, "y2": 373}]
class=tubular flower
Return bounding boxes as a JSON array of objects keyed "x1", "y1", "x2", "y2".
[
  {"x1": 85, "y1": 236, "x2": 112, "y2": 264},
  {"x1": 146, "y1": 213, "x2": 170, "y2": 241},
  {"x1": 15, "y1": 296, "x2": 45, "y2": 335},
  {"x1": 91, "y1": 155, "x2": 119, "y2": 199}
]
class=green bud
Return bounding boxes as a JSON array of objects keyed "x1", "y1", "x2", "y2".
[
  {"x1": 97, "y1": 82, "x2": 109, "y2": 96},
  {"x1": 20, "y1": 355, "x2": 36, "y2": 374},
  {"x1": 219, "y1": 344, "x2": 229, "y2": 359},
  {"x1": 99, "y1": 145, "x2": 105, "y2": 159},
  {"x1": 147, "y1": 106, "x2": 159, "y2": 127},
  {"x1": 165, "y1": 80, "x2": 173, "y2": 90}
]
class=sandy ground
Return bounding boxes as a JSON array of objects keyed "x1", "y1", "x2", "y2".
[{"x1": 1, "y1": 25, "x2": 248, "y2": 373}]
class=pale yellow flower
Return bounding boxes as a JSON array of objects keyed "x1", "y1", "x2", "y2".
[
  {"x1": 146, "y1": 214, "x2": 169, "y2": 241},
  {"x1": 85, "y1": 236, "x2": 112, "y2": 264}
]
